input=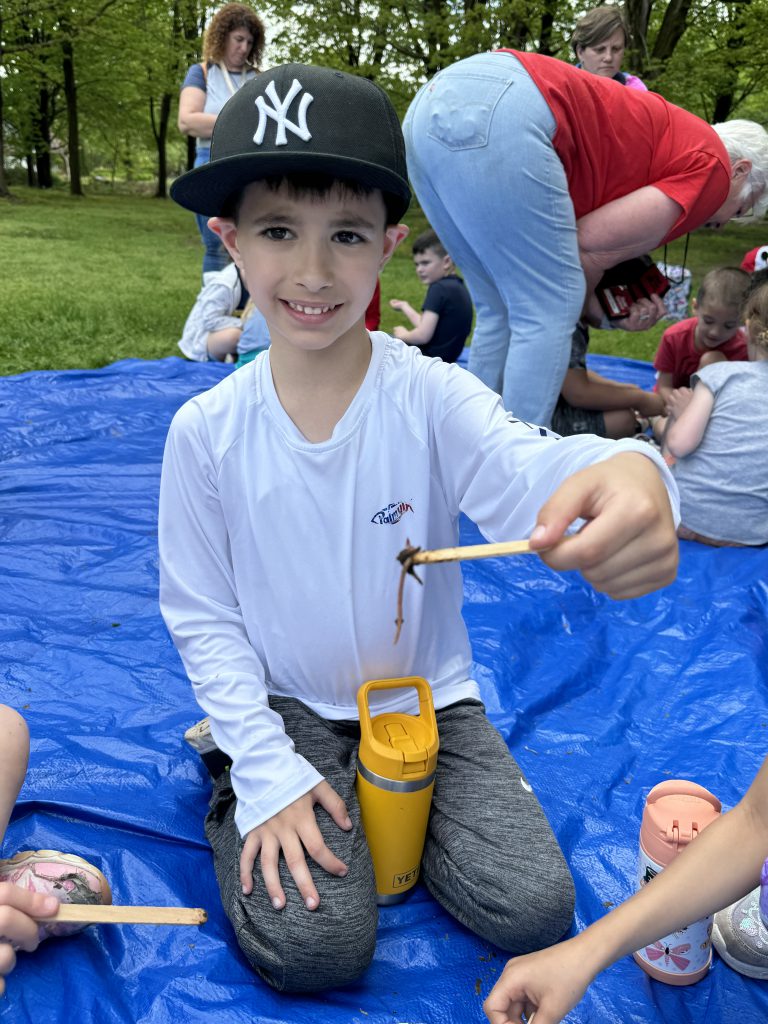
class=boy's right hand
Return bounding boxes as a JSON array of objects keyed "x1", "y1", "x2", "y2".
[
  {"x1": 0, "y1": 883, "x2": 60, "y2": 994},
  {"x1": 239, "y1": 780, "x2": 352, "y2": 911},
  {"x1": 388, "y1": 298, "x2": 406, "y2": 311}
]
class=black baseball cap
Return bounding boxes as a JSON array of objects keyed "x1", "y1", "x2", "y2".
[{"x1": 171, "y1": 63, "x2": 411, "y2": 220}]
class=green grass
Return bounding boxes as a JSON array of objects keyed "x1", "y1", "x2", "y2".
[{"x1": 0, "y1": 185, "x2": 765, "y2": 375}]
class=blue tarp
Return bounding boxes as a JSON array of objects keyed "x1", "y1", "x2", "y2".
[{"x1": 0, "y1": 354, "x2": 766, "y2": 1024}]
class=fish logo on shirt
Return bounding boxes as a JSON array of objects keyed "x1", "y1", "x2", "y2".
[{"x1": 371, "y1": 500, "x2": 414, "y2": 525}]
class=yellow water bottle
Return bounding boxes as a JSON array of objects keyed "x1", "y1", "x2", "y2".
[{"x1": 356, "y1": 676, "x2": 439, "y2": 905}]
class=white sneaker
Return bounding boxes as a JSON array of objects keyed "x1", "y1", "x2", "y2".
[
  {"x1": 712, "y1": 887, "x2": 768, "y2": 980},
  {"x1": 183, "y1": 716, "x2": 216, "y2": 755}
]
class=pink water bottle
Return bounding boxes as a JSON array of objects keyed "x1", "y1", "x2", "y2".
[{"x1": 634, "y1": 779, "x2": 721, "y2": 985}]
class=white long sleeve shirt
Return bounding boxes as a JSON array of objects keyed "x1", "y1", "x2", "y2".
[
  {"x1": 177, "y1": 264, "x2": 244, "y2": 362},
  {"x1": 159, "y1": 333, "x2": 679, "y2": 836}
]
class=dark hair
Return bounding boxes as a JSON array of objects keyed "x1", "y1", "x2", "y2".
[
  {"x1": 203, "y1": 3, "x2": 266, "y2": 69},
  {"x1": 412, "y1": 229, "x2": 447, "y2": 258},
  {"x1": 222, "y1": 172, "x2": 402, "y2": 225},
  {"x1": 571, "y1": 6, "x2": 628, "y2": 55},
  {"x1": 696, "y1": 266, "x2": 751, "y2": 308}
]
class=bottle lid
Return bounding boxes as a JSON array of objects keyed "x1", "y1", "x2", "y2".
[
  {"x1": 357, "y1": 677, "x2": 439, "y2": 782},
  {"x1": 640, "y1": 779, "x2": 721, "y2": 866}
]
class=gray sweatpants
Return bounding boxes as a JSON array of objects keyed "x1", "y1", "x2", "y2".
[{"x1": 205, "y1": 697, "x2": 575, "y2": 992}]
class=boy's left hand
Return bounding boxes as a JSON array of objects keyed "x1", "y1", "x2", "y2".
[{"x1": 529, "y1": 452, "x2": 678, "y2": 599}]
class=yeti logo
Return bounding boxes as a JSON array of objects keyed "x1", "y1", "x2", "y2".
[
  {"x1": 254, "y1": 80, "x2": 313, "y2": 146},
  {"x1": 392, "y1": 866, "x2": 418, "y2": 889}
]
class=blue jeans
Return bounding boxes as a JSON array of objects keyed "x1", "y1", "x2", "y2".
[
  {"x1": 403, "y1": 53, "x2": 585, "y2": 427},
  {"x1": 194, "y1": 147, "x2": 230, "y2": 280}
]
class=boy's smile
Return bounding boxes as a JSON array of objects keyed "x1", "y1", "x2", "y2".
[{"x1": 212, "y1": 181, "x2": 405, "y2": 356}]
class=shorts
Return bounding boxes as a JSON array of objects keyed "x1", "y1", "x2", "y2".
[{"x1": 550, "y1": 396, "x2": 607, "y2": 437}]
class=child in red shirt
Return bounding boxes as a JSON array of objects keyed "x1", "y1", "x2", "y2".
[{"x1": 652, "y1": 266, "x2": 749, "y2": 437}]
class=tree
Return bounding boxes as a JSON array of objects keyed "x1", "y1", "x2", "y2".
[{"x1": 2, "y1": 0, "x2": 767, "y2": 199}]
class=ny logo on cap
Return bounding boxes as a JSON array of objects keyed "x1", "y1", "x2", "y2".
[{"x1": 254, "y1": 79, "x2": 314, "y2": 147}]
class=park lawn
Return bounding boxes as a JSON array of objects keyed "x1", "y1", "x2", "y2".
[{"x1": 0, "y1": 185, "x2": 766, "y2": 376}]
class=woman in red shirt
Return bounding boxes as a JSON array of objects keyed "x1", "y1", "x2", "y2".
[{"x1": 403, "y1": 50, "x2": 768, "y2": 427}]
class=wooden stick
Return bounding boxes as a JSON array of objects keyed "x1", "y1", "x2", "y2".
[
  {"x1": 394, "y1": 539, "x2": 536, "y2": 644},
  {"x1": 406, "y1": 539, "x2": 534, "y2": 565},
  {"x1": 40, "y1": 905, "x2": 207, "y2": 926}
]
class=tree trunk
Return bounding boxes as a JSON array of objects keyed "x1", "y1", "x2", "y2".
[
  {"x1": 651, "y1": 0, "x2": 695, "y2": 67},
  {"x1": 34, "y1": 86, "x2": 54, "y2": 189},
  {"x1": 153, "y1": 92, "x2": 171, "y2": 198},
  {"x1": 712, "y1": 92, "x2": 734, "y2": 124},
  {"x1": 423, "y1": 0, "x2": 451, "y2": 74},
  {"x1": 624, "y1": 0, "x2": 652, "y2": 72},
  {"x1": 711, "y1": 0, "x2": 750, "y2": 124},
  {"x1": 61, "y1": 23, "x2": 84, "y2": 196},
  {"x1": 0, "y1": 63, "x2": 10, "y2": 198},
  {"x1": 0, "y1": 8, "x2": 10, "y2": 199},
  {"x1": 36, "y1": 148, "x2": 52, "y2": 188},
  {"x1": 539, "y1": 0, "x2": 560, "y2": 56},
  {"x1": 498, "y1": 15, "x2": 529, "y2": 52}
]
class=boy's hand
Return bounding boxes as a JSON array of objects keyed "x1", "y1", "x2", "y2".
[
  {"x1": 0, "y1": 884, "x2": 60, "y2": 994},
  {"x1": 483, "y1": 941, "x2": 591, "y2": 1024},
  {"x1": 529, "y1": 452, "x2": 678, "y2": 599},
  {"x1": 389, "y1": 298, "x2": 407, "y2": 311},
  {"x1": 239, "y1": 780, "x2": 352, "y2": 911}
]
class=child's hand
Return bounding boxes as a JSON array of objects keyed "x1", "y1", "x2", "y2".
[
  {"x1": 635, "y1": 390, "x2": 665, "y2": 418},
  {"x1": 393, "y1": 326, "x2": 407, "y2": 340},
  {"x1": 389, "y1": 298, "x2": 406, "y2": 311},
  {"x1": 483, "y1": 940, "x2": 592, "y2": 1024},
  {"x1": 239, "y1": 781, "x2": 352, "y2": 911},
  {"x1": 0, "y1": 883, "x2": 60, "y2": 994},
  {"x1": 665, "y1": 386, "x2": 692, "y2": 419},
  {"x1": 529, "y1": 452, "x2": 678, "y2": 599}
]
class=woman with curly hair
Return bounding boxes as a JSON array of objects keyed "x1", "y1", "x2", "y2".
[{"x1": 178, "y1": 3, "x2": 266, "y2": 280}]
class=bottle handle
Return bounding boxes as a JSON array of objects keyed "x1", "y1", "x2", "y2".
[{"x1": 357, "y1": 676, "x2": 437, "y2": 752}]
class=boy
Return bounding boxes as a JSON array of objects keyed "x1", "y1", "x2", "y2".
[
  {"x1": 652, "y1": 267, "x2": 750, "y2": 437},
  {"x1": 178, "y1": 261, "x2": 270, "y2": 363},
  {"x1": 179, "y1": 264, "x2": 381, "y2": 365},
  {"x1": 551, "y1": 320, "x2": 665, "y2": 438},
  {"x1": 389, "y1": 229, "x2": 473, "y2": 362},
  {"x1": 162, "y1": 63, "x2": 680, "y2": 993}
]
